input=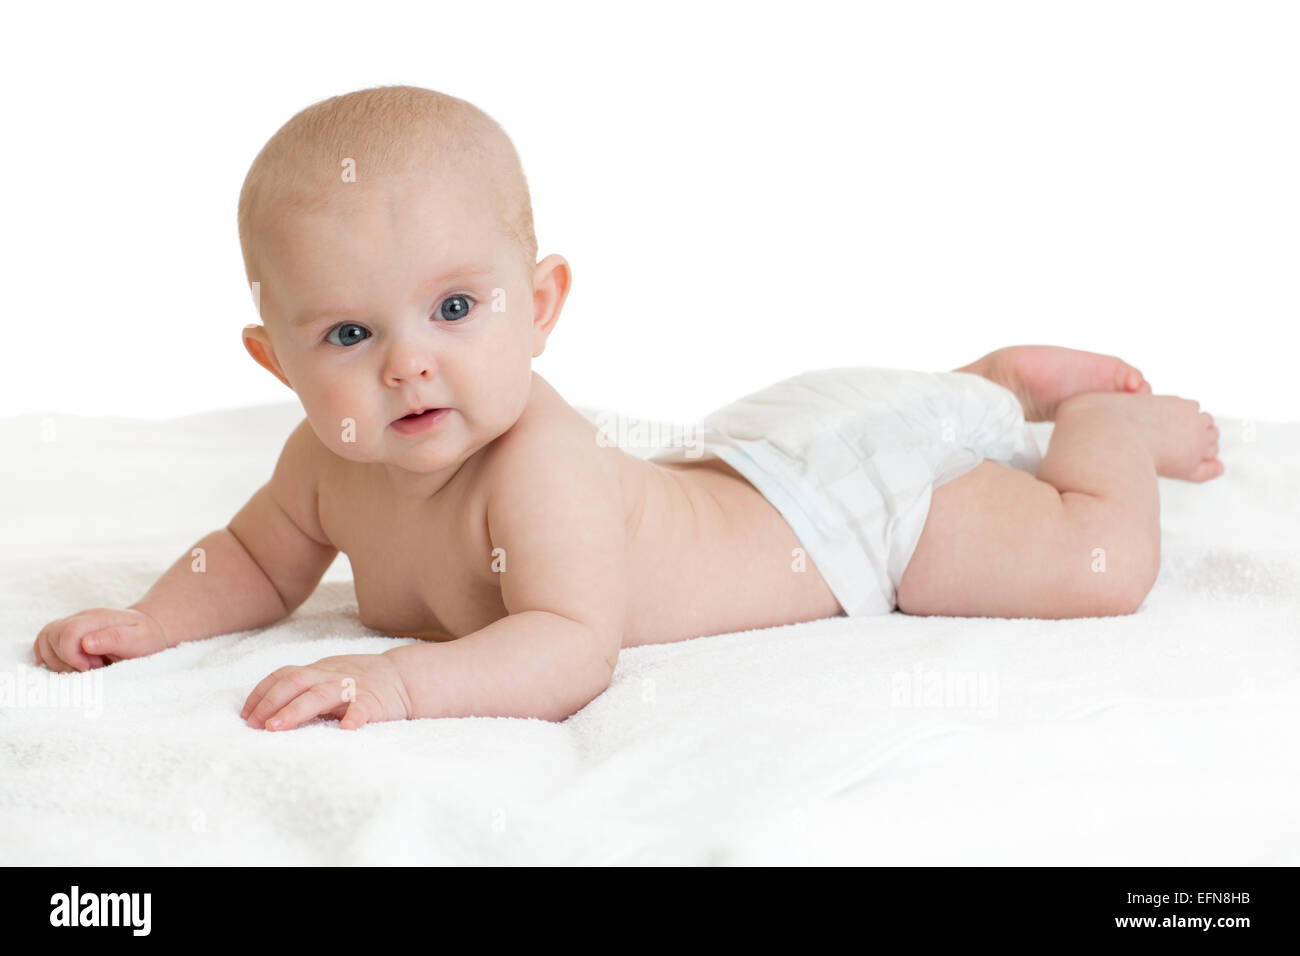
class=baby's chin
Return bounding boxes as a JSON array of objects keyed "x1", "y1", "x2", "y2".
[
  {"x1": 322, "y1": 440, "x2": 466, "y2": 477},
  {"x1": 383, "y1": 424, "x2": 481, "y2": 470},
  {"x1": 383, "y1": 442, "x2": 468, "y2": 470}
]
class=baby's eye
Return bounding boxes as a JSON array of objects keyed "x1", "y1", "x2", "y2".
[
  {"x1": 438, "y1": 294, "x2": 474, "y2": 321},
  {"x1": 325, "y1": 323, "x2": 371, "y2": 347}
]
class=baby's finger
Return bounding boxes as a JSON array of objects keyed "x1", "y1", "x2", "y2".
[
  {"x1": 240, "y1": 666, "x2": 297, "y2": 721},
  {"x1": 339, "y1": 698, "x2": 373, "y2": 731},
  {"x1": 34, "y1": 635, "x2": 66, "y2": 672},
  {"x1": 34, "y1": 620, "x2": 57, "y2": 652},
  {"x1": 263, "y1": 683, "x2": 341, "y2": 732},
  {"x1": 34, "y1": 626, "x2": 61, "y2": 670},
  {"x1": 37, "y1": 632, "x2": 80, "y2": 673},
  {"x1": 59, "y1": 614, "x2": 132, "y2": 672},
  {"x1": 55, "y1": 633, "x2": 100, "y2": 673},
  {"x1": 244, "y1": 669, "x2": 315, "y2": 728},
  {"x1": 82, "y1": 627, "x2": 128, "y2": 659}
]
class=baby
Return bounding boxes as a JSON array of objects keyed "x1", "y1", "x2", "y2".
[{"x1": 33, "y1": 86, "x2": 1223, "y2": 728}]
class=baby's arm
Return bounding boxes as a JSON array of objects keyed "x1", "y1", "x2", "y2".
[
  {"x1": 387, "y1": 433, "x2": 627, "y2": 722},
  {"x1": 35, "y1": 419, "x2": 337, "y2": 670},
  {"x1": 135, "y1": 419, "x2": 338, "y2": 644}
]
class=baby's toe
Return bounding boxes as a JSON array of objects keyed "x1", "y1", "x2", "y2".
[
  {"x1": 1189, "y1": 458, "x2": 1224, "y2": 482},
  {"x1": 1116, "y1": 363, "x2": 1146, "y2": 392}
]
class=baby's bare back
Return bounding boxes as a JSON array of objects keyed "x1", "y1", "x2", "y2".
[
  {"x1": 312, "y1": 376, "x2": 841, "y2": 648},
  {"x1": 622, "y1": 456, "x2": 842, "y2": 641}
]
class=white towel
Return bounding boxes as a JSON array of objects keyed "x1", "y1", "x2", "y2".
[{"x1": 1, "y1": 401, "x2": 1297, "y2": 864}]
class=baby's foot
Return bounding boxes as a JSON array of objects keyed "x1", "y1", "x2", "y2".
[
  {"x1": 1061, "y1": 391, "x2": 1224, "y2": 482},
  {"x1": 956, "y1": 345, "x2": 1151, "y2": 422}
]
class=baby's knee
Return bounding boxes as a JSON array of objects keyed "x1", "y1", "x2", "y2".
[{"x1": 1060, "y1": 493, "x2": 1160, "y2": 616}]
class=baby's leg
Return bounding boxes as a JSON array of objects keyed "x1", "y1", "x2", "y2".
[{"x1": 897, "y1": 392, "x2": 1218, "y2": 618}]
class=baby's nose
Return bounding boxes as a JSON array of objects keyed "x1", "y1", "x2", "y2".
[{"x1": 383, "y1": 345, "x2": 436, "y2": 383}]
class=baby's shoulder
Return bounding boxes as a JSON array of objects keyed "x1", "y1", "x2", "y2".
[
  {"x1": 276, "y1": 416, "x2": 332, "y2": 478},
  {"x1": 477, "y1": 374, "x2": 621, "y2": 495},
  {"x1": 266, "y1": 416, "x2": 332, "y2": 545}
]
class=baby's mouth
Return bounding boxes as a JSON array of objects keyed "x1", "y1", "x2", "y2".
[
  {"x1": 390, "y1": 407, "x2": 453, "y2": 433},
  {"x1": 394, "y1": 406, "x2": 443, "y2": 423}
]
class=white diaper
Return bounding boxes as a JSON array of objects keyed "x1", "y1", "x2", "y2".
[{"x1": 648, "y1": 367, "x2": 1043, "y2": 617}]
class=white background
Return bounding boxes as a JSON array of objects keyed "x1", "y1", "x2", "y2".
[{"x1": 2, "y1": 0, "x2": 1296, "y2": 424}]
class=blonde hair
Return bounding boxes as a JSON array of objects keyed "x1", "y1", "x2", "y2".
[{"x1": 237, "y1": 85, "x2": 537, "y2": 279}]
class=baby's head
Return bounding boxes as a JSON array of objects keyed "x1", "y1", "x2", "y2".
[{"x1": 238, "y1": 85, "x2": 570, "y2": 478}]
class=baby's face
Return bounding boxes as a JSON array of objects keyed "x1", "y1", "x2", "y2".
[{"x1": 248, "y1": 170, "x2": 542, "y2": 477}]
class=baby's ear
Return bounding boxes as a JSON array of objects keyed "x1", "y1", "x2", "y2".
[
  {"x1": 530, "y1": 254, "x2": 572, "y2": 357},
  {"x1": 242, "y1": 324, "x2": 294, "y2": 390}
]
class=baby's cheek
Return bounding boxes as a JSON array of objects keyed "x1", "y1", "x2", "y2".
[
  {"x1": 300, "y1": 408, "x2": 363, "y2": 460},
  {"x1": 311, "y1": 386, "x2": 378, "y2": 452}
]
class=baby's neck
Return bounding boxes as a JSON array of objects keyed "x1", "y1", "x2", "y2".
[{"x1": 378, "y1": 451, "x2": 479, "y2": 503}]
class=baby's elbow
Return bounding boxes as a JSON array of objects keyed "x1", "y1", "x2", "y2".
[
  {"x1": 541, "y1": 676, "x2": 611, "y2": 723},
  {"x1": 551, "y1": 644, "x2": 618, "y2": 722},
  {"x1": 586, "y1": 645, "x2": 620, "y2": 700},
  {"x1": 599, "y1": 635, "x2": 622, "y2": 683},
  {"x1": 578, "y1": 617, "x2": 621, "y2": 690}
]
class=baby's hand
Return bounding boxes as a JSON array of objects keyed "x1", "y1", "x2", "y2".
[
  {"x1": 240, "y1": 653, "x2": 413, "y2": 731},
  {"x1": 33, "y1": 607, "x2": 170, "y2": 672}
]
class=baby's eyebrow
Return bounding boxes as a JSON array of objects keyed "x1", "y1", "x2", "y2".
[{"x1": 291, "y1": 265, "x2": 497, "y2": 326}]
